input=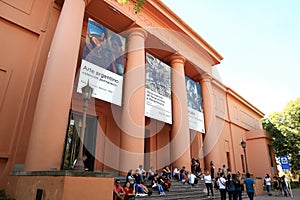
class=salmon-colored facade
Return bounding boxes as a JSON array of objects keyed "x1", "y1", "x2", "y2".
[{"x1": 0, "y1": 0, "x2": 276, "y2": 198}]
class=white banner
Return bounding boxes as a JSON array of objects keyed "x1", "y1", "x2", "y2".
[
  {"x1": 188, "y1": 107, "x2": 205, "y2": 133},
  {"x1": 77, "y1": 18, "x2": 125, "y2": 106},
  {"x1": 77, "y1": 60, "x2": 123, "y2": 106},
  {"x1": 185, "y1": 77, "x2": 205, "y2": 133},
  {"x1": 145, "y1": 53, "x2": 172, "y2": 124}
]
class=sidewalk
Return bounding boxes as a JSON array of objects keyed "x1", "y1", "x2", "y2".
[{"x1": 254, "y1": 188, "x2": 300, "y2": 200}]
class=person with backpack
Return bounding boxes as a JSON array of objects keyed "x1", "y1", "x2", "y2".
[
  {"x1": 233, "y1": 173, "x2": 243, "y2": 200},
  {"x1": 227, "y1": 174, "x2": 236, "y2": 200},
  {"x1": 217, "y1": 172, "x2": 227, "y2": 200}
]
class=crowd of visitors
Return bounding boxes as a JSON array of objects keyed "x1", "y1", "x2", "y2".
[
  {"x1": 113, "y1": 164, "x2": 173, "y2": 199},
  {"x1": 265, "y1": 173, "x2": 292, "y2": 197},
  {"x1": 113, "y1": 160, "x2": 294, "y2": 200}
]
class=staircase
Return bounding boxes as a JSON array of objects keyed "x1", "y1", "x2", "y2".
[
  {"x1": 115, "y1": 177, "x2": 249, "y2": 200},
  {"x1": 141, "y1": 180, "x2": 219, "y2": 200}
]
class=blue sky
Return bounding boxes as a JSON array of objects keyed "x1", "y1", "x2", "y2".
[{"x1": 161, "y1": 0, "x2": 300, "y2": 116}]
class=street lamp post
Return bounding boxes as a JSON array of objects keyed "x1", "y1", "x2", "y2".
[
  {"x1": 73, "y1": 81, "x2": 93, "y2": 170},
  {"x1": 241, "y1": 139, "x2": 249, "y2": 174}
]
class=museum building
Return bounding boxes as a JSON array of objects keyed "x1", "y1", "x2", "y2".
[{"x1": 0, "y1": 0, "x2": 276, "y2": 199}]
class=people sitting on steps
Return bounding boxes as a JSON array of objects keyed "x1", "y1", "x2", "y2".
[
  {"x1": 113, "y1": 179, "x2": 125, "y2": 200},
  {"x1": 149, "y1": 173, "x2": 166, "y2": 196}
]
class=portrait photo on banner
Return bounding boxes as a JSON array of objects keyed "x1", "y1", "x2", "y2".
[
  {"x1": 185, "y1": 76, "x2": 205, "y2": 133},
  {"x1": 77, "y1": 18, "x2": 126, "y2": 106}
]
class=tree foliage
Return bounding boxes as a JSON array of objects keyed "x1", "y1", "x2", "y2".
[
  {"x1": 116, "y1": 0, "x2": 146, "y2": 13},
  {"x1": 262, "y1": 97, "x2": 300, "y2": 173}
]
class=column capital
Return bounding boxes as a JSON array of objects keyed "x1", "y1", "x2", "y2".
[
  {"x1": 128, "y1": 27, "x2": 148, "y2": 40},
  {"x1": 199, "y1": 72, "x2": 212, "y2": 83},
  {"x1": 168, "y1": 54, "x2": 186, "y2": 66}
]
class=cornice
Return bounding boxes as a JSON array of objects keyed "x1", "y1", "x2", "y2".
[
  {"x1": 212, "y1": 77, "x2": 227, "y2": 92},
  {"x1": 147, "y1": 0, "x2": 223, "y2": 64},
  {"x1": 227, "y1": 88, "x2": 265, "y2": 117},
  {"x1": 209, "y1": 77, "x2": 265, "y2": 117}
]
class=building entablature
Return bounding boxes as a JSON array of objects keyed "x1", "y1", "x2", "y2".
[
  {"x1": 81, "y1": 0, "x2": 223, "y2": 78},
  {"x1": 227, "y1": 87, "x2": 265, "y2": 118},
  {"x1": 210, "y1": 77, "x2": 265, "y2": 119}
]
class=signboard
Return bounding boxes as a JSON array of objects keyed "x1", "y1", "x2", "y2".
[
  {"x1": 77, "y1": 18, "x2": 126, "y2": 106},
  {"x1": 185, "y1": 77, "x2": 205, "y2": 133},
  {"x1": 145, "y1": 53, "x2": 172, "y2": 124},
  {"x1": 279, "y1": 156, "x2": 290, "y2": 170}
]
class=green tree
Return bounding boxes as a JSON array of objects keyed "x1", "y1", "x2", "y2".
[
  {"x1": 116, "y1": 0, "x2": 146, "y2": 13},
  {"x1": 262, "y1": 97, "x2": 300, "y2": 173}
]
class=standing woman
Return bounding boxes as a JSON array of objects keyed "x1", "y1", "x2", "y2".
[
  {"x1": 210, "y1": 161, "x2": 215, "y2": 180},
  {"x1": 264, "y1": 174, "x2": 272, "y2": 196},
  {"x1": 218, "y1": 172, "x2": 227, "y2": 200},
  {"x1": 203, "y1": 170, "x2": 214, "y2": 197}
]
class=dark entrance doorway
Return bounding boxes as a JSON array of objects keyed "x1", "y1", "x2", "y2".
[
  {"x1": 144, "y1": 129, "x2": 151, "y2": 171},
  {"x1": 61, "y1": 110, "x2": 98, "y2": 170}
]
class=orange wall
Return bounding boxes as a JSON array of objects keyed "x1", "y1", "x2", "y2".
[
  {"x1": 210, "y1": 81, "x2": 274, "y2": 178},
  {"x1": 63, "y1": 176, "x2": 113, "y2": 200},
  {"x1": 12, "y1": 175, "x2": 113, "y2": 200},
  {"x1": 0, "y1": 0, "x2": 60, "y2": 190},
  {"x1": 247, "y1": 129, "x2": 276, "y2": 178}
]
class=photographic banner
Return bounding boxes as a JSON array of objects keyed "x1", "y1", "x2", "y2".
[
  {"x1": 185, "y1": 76, "x2": 205, "y2": 133},
  {"x1": 145, "y1": 53, "x2": 172, "y2": 124},
  {"x1": 77, "y1": 18, "x2": 126, "y2": 106}
]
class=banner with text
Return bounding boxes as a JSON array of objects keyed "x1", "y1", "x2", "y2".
[
  {"x1": 77, "y1": 18, "x2": 126, "y2": 106},
  {"x1": 145, "y1": 53, "x2": 172, "y2": 124},
  {"x1": 185, "y1": 76, "x2": 205, "y2": 133}
]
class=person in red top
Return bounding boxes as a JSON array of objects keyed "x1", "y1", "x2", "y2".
[
  {"x1": 113, "y1": 179, "x2": 125, "y2": 200},
  {"x1": 123, "y1": 181, "x2": 136, "y2": 200}
]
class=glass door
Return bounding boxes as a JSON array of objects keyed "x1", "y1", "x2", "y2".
[{"x1": 61, "y1": 110, "x2": 97, "y2": 170}]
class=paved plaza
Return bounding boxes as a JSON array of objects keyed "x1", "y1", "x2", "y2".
[{"x1": 254, "y1": 188, "x2": 300, "y2": 200}]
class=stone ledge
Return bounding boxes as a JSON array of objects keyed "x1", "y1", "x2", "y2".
[
  {"x1": 10, "y1": 173, "x2": 114, "y2": 200},
  {"x1": 10, "y1": 170, "x2": 114, "y2": 177}
]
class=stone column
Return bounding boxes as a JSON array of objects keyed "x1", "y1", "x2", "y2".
[
  {"x1": 190, "y1": 129, "x2": 203, "y2": 160},
  {"x1": 119, "y1": 28, "x2": 147, "y2": 173},
  {"x1": 24, "y1": 0, "x2": 89, "y2": 171},
  {"x1": 199, "y1": 73, "x2": 217, "y2": 169},
  {"x1": 169, "y1": 55, "x2": 191, "y2": 170}
]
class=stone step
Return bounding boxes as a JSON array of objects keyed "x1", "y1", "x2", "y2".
[
  {"x1": 115, "y1": 176, "x2": 249, "y2": 200},
  {"x1": 136, "y1": 193, "x2": 212, "y2": 200}
]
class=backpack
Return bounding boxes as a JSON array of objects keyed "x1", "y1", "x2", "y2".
[
  {"x1": 214, "y1": 177, "x2": 219, "y2": 189},
  {"x1": 227, "y1": 180, "x2": 235, "y2": 192}
]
